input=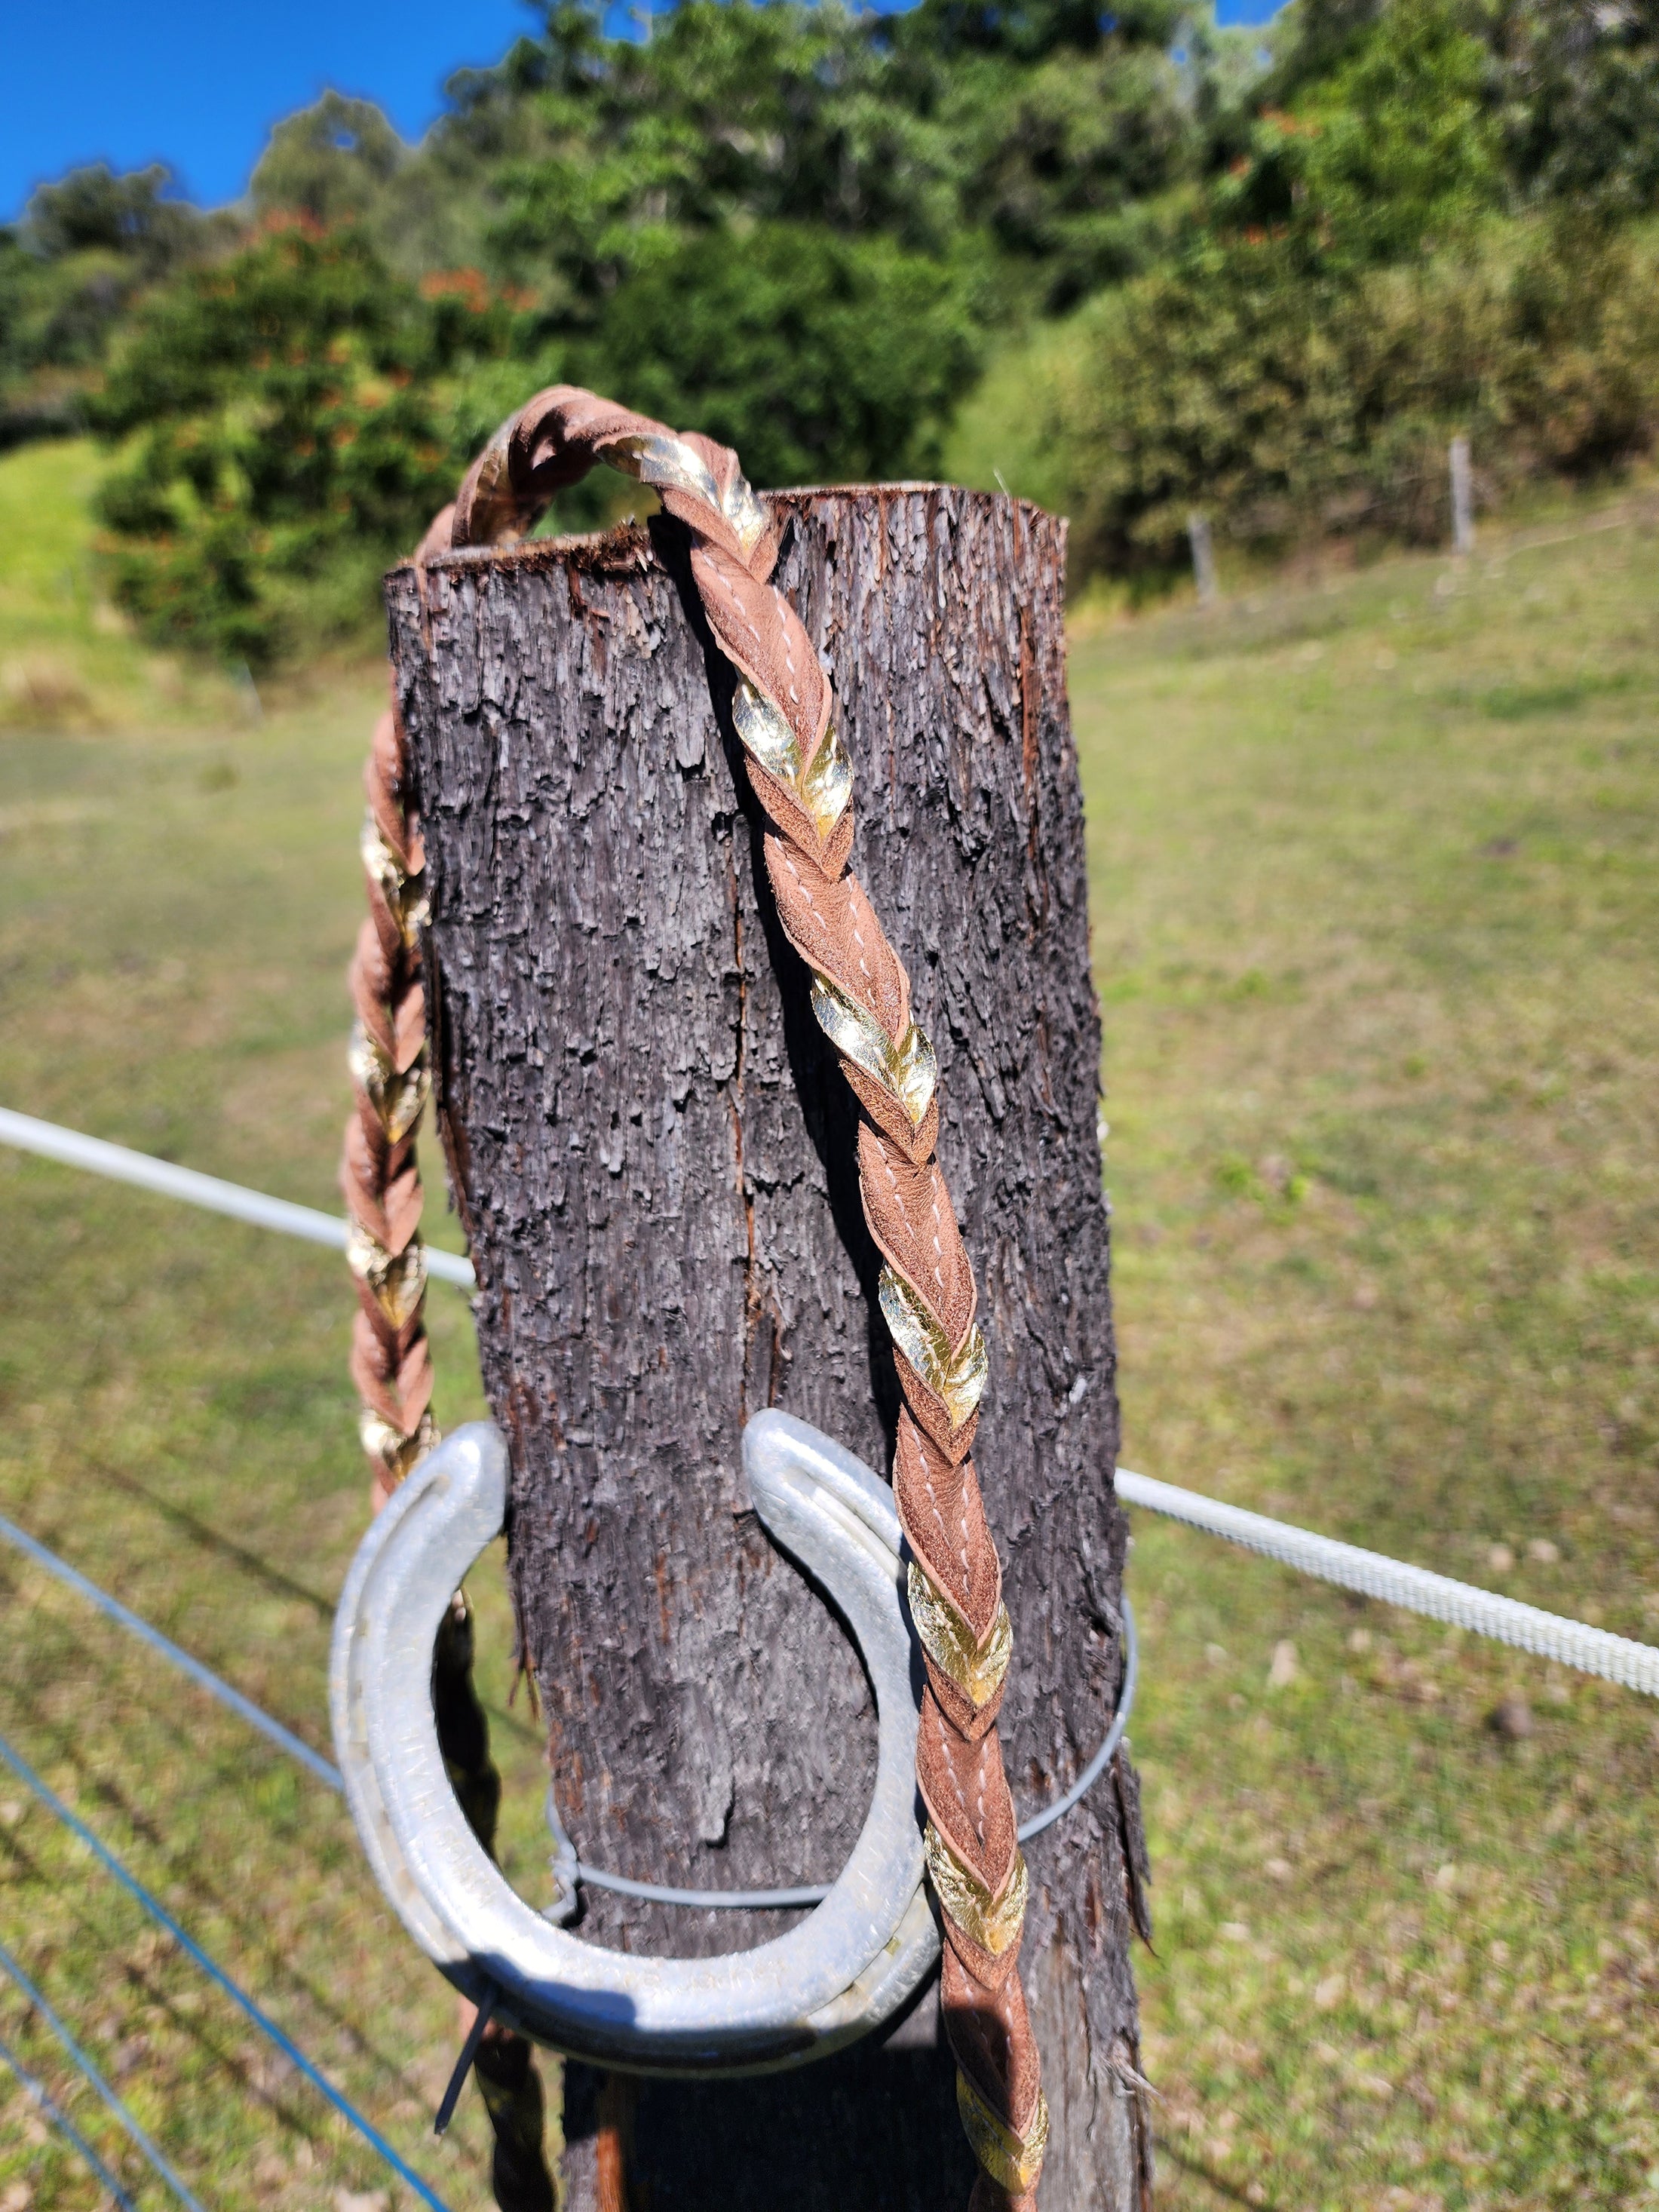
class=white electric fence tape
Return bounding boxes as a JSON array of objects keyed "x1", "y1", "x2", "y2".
[
  {"x1": 0, "y1": 1107, "x2": 475, "y2": 1287},
  {"x1": 5, "y1": 1109, "x2": 1656, "y2": 1700}
]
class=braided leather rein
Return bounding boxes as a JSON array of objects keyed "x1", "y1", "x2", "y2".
[{"x1": 344, "y1": 388, "x2": 1048, "y2": 2207}]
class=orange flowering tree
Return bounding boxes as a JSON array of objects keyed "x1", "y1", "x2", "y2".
[{"x1": 93, "y1": 222, "x2": 517, "y2": 664}]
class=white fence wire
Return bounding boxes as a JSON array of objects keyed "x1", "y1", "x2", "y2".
[
  {"x1": 1115, "y1": 1470, "x2": 1659, "y2": 1697},
  {"x1": 0, "y1": 1107, "x2": 475, "y2": 1287},
  {"x1": 5, "y1": 1106, "x2": 1656, "y2": 1696}
]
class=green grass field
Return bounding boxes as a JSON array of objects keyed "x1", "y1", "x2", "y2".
[{"x1": 1, "y1": 445, "x2": 1656, "y2": 2210}]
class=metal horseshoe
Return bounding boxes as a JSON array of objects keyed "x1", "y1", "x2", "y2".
[{"x1": 330, "y1": 1410, "x2": 940, "y2": 2074}]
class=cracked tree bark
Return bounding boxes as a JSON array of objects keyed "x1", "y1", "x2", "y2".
[{"x1": 386, "y1": 483, "x2": 1152, "y2": 2211}]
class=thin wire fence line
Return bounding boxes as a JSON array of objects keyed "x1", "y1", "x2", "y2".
[
  {"x1": 2, "y1": 1483, "x2": 1133, "y2": 1904},
  {"x1": 0, "y1": 1933, "x2": 207, "y2": 2212},
  {"x1": 0, "y1": 2023, "x2": 138, "y2": 2212},
  {"x1": 1017, "y1": 1591, "x2": 1140, "y2": 1840},
  {"x1": 1116, "y1": 1468, "x2": 1659, "y2": 1697},
  {"x1": 0, "y1": 1107, "x2": 475, "y2": 1288},
  {"x1": 0, "y1": 1730, "x2": 458, "y2": 2212},
  {"x1": 0, "y1": 1512, "x2": 343, "y2": 1792},
  {"x1": 547, "y1": 1595, "x2": 1139, "y2": 1911}
]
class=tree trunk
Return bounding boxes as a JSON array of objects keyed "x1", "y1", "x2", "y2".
[{"x1": 386, "y1": 484, "x2": 1152, "y2": 2211}]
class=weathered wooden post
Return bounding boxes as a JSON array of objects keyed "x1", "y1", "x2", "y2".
[
  {"x1": 1449, "y1": 435, "x2": 1475, "y2": 556},
  {"x1": 1186, "y1": 511, "x2": 1218, "y2": 607},
  {"x1": 379, "y1": 434, "x2": 1150, "y2": 2208}
]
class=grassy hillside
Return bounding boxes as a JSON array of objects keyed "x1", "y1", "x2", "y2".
[
  {"x1": 0, "y1": 440, "x2": 250, "y2": 735},
  {"x1": 0, "y1": 471, "x2": 1656, "y2": 2207}
]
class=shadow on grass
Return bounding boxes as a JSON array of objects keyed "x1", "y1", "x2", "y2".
[
  {"x1": 81, "y1": 1453, "x2": 547, "y2": 1753},
  {"x1": 0, "y1": 1702, "x2": 463, "y2": 2131},
  {"x1": 86, "y1": 1454, "x2": 339, "y2": 1617},
  {"x1": 1157, "y1": 2131, "x2": 1276, "y2": 2207},
  {"x1": 0, "y1": 1825, "x2": 327, "y2": 2151}
]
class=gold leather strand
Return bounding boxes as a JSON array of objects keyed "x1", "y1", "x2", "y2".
[{"x1": 958, "y1": 2070, "x2": 1050, "y2": 2196}]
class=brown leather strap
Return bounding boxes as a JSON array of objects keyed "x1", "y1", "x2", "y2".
[
  {"x1": 343, "y1": 676, "x2": 435, "y2": 1505},
  {"x1": 347, "y1": 388, "x2": 1046, "y2": 2205}
]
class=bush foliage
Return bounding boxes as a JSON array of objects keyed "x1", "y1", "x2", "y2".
[
  {"x1": 77, "y1": 0, "x2": 1210, "y2": 653},
  {"x1": 580, "y1": 223, "x2": 981, "y2": 486},
  {"x1": 1045, "y1": 0, "x2": 1659, "y2": 574},
  {"x1": 1054, "y1": 210, "x2": 1659, "y2": 572},
  {"x1": 0, "y1": 165, "x2": 232, "y2": 446},
  {"x1": 92, "y1": 227, "x2": 512, "y2": 664}
]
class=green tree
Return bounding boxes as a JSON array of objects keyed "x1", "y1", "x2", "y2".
[
  {"x1": 24, "y1": 162, "x2": 202, "y2": 274},
  {"x1": 1052, "y1": 204, "x2": 1659, "y2": 572},
  {"x1": 249, "y1": 91, "x2": 508, "y2": 278},
  {"x1": 1213, "y1": 0, "x2": 1504, "y2": 269},
  {"x1": 94, "y1": 223, "x2": 511, "y2": 662},
  {"x1": 250, "y1": 94, "x2": 407, "y2": 232},
  {"x1": 483, "y1": 0, "x2": 957, "y2": 296},
  {"x1": 1044, "y1": 0, "x2": 1659, "y2": 574},
  {"x1": 1494, "y1": 0, "x2": 1659, "y2": 210},
  {"x1": 54, "y1": 0, "x2": 1659, "y2": 648},
  {"x1": 922, "y1": 38, "x2": 1199, "y2": 305},
  {"x1": 1, "y1": 164, "x2": 222, "y2": 444},
  {"x1": 482, "y1": 0, "x2": 1204, "y2": 310},
  {"x1": 582, "y1": 222, "x2": 982, "y2": 485}
]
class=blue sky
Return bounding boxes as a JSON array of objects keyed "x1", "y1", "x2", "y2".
[
  {"x1": 2, "y1": 0, "x2": 534, "y2": 219},
  {"x1": 2, "y1": 0, "x2": 1286, "y2": 224}
]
